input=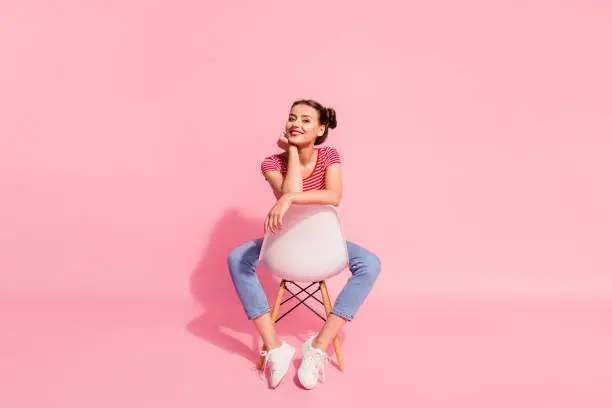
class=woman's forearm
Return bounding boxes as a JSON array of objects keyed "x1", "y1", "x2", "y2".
[
  {"x1": 286, "y1": 189, "x2": 341, "y2": 206},
  {"x1": 281, "y1": 147, "x2": 303, "y2": 193}
]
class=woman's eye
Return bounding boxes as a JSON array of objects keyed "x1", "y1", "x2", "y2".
[{"x1": 303, "y1": 119, "x2": 310, "y2": 123}]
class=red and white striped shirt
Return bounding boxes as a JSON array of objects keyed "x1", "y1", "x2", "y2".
[{"x1": 261, "y1": 146, "x2": 341, "y2": 194}]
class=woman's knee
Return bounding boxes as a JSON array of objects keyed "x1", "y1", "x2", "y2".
[
  {"x1": 348, "y1": 242, "x2": 382, "y2": 278},
  {"x1": 365, "y1": 252, "x2": 382, "y2": 277},
  {"x1": 227, "y1": 244, "x2": 247, "y2": 273},
  {"x1": 227, "y1": 240, "x2": 261, "y2": 275},
  {"x1": 227, "y1": 248, "x2": 239, "y2": 270}
]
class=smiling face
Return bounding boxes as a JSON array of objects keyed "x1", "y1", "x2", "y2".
[{"x1": 285, "y1": 104, "x2": 326, "y2": 147}]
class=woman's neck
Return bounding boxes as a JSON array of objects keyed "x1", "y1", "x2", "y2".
[{"x1": 295, "y1": 145, "x2": 316, "y2": 166}]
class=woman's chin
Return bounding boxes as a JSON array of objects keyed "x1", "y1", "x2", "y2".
[{"x1": 289, "y1": 138, "x2": 313, "y2": 147}]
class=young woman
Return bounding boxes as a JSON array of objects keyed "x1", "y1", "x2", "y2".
[{"x1": 227, "y1": 99, "x2": 381, "y2": 389}]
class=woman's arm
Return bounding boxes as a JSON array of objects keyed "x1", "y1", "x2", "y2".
[
  {"x1": 286, "y1": 163, "x2": 342, "y2": 206},
  {"x1": 265, "y1": 163, "x2": 342, "y2": 232},
  {"x1": 263, "y1": 171, "x2": 284, "y2": 197},
  {"x1": 281, "y1": 146, "x2": 303, "y2": 193}
]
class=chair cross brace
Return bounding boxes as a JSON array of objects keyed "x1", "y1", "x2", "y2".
[{"x1": 275, "y1": 280, "x2": 326, "y2": 323}]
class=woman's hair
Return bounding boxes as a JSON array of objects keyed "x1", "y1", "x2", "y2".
[{"x1": 291, "y1": 99, "x2": 337, "y2": 145}]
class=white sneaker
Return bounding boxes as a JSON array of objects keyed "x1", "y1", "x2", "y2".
[
  {"x1": 260, "y1": 342, "x2": 295, "y2": 388},
  {"x1": 297, "y1": 336, "x2": 329, "y2": 389}
]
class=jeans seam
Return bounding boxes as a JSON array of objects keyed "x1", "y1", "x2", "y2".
[
  {"x1": 331, "y1": 308, "x2": 353, "y2": 321},
  {"x1": 248, "y1": 307, "x2": 270, "y2": 321}
]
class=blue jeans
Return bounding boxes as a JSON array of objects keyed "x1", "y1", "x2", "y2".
[{"x1": 227, "y1": 238, "x2": 381, "y2": 321}]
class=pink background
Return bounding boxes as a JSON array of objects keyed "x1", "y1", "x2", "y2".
[{"x1": 1, "y1": 1, "x2": 611, "y2": 406}]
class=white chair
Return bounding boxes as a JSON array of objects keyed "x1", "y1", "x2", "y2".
[{"x1": 258, "y1": 204, "x2": 349, "y2": 371}]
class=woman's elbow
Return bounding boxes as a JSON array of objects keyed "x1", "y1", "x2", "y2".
[
  {"x1": 331, "y1": 192, "x2": 342, "y2": 206},
  {"x1": 281, "y1": 184, "x2": 303, "y2": 194}
]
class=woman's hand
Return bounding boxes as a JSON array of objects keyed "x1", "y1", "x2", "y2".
[
  {"x1": 264, "y1": 194, "x2": 293, "y2": 233},
  {"x1": 277, "y1": 131, "x2": 294, "y2": 151}
]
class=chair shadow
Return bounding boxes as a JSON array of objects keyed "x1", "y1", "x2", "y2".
[{"x1": 186, "y1": 207, "x2": 339, "y2": 366}]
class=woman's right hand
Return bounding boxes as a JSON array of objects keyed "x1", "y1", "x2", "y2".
[{"x1": 277, "y1": 131, "x2": 292, "y2": 151}]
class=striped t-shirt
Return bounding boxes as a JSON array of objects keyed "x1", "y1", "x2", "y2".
[{"x1": 261, "y1": 146, "x2": 341, "y2": 193}]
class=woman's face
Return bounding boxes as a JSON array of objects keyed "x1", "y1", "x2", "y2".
[{"x1": 285, "y1": 104, "x2": 326, "y2": 146}]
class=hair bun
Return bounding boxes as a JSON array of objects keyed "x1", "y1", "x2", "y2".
[{"x1": 327, "y1": 107, "x2": 337, "y2": 129}]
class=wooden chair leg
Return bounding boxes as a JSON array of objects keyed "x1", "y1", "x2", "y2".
[
  {"x1": 319, "y1": 281, "x2": 345, "y2": 371},
  {"x1": 257, "y1": 280, "x2": 286, "y2": 370}
]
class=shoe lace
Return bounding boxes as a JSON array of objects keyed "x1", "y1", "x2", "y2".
[
  {"x1": 259, "y1": 348, "x2": 277, "y2": 381},
  {"x1": 304, "y1": 349, "x2": 330, "y2": 383},
  {"x1": 260, "y1": 349, "x2": 270, "y2": 380}
]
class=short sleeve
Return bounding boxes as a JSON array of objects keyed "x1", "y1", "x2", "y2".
[
  {"x1": 261, "y1": 155, "x2": 282, "y2": 176},
  {"x1": 324, "y1": 146, "x2": 341, "y2": 168}
]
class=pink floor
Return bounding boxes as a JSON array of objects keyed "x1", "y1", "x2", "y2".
[{"x1": 2, "y1": 294, "x2": 611, "y2": 407}]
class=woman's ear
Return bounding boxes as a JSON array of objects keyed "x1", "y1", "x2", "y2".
[{"x1": 318, "y1": 124, "x2": 326, "y2": 137}]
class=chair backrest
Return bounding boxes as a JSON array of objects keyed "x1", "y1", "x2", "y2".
[{"x1": 259, "y1": 204, "x2": 349, "y2": 282}]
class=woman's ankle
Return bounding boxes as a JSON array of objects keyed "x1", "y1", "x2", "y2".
[
  {"x1": 311, "y1": 336, "x2": 329, "y2": 351},
  {"x1": 267, "y1": 338, "x2": 283, "y2": 350}
]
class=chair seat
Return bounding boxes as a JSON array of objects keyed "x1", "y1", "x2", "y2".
[{"x1": 259, "y1": 204, "x2": 349, "y2": 282}]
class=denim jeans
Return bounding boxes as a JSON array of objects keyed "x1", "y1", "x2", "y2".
[{"x1": 227, "y1": 238, "x2": 381, "y2": 321}]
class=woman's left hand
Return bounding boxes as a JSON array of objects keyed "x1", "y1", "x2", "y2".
[{"x1": 265, "y1": 194, "x2": 293, "y2": 233}]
